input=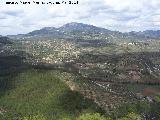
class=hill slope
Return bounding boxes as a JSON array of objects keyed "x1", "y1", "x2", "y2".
[{"x1": 0, "y1": 69, "x2": 103, "y2": 120}]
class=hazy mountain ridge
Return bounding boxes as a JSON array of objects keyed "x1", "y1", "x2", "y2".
[{"x1": 7, "y1": 22, "x2": 160, "y2": 40}]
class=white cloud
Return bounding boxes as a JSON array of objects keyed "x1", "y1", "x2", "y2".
[{"x1": 0, "y1": 0, "x2": 160, "y2": 35}]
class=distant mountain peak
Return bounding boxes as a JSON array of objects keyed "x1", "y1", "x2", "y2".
[
  {"x1": 60, "y1": 22, "x2": 92, "y2": 28},
  {"x1": 42, "y1": 27, "x2": 57, "y2": 31},
  {"x1": 59, "y1": 22, "x2": 111, "y2": 34},
  {"x1": 65, "y1": 22, "x2": 81, "y2": 26}
]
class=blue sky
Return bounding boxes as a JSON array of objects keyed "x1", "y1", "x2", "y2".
[{"x1": 0, "y1": 0, "x2": 160, "y2": 35}]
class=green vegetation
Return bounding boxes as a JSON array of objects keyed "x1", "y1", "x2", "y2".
[
  {"x1": 110, "y1": 99, "x2": 160, "y2": 120},
  {"x1": 0, "y1": 69, "x2": 102, "y2": 120}
]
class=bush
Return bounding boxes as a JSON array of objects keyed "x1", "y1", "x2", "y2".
[
  {"x1": 77, "y1": 113, "x2": 110, "y2": 120},
  {"x1": 118, "y1": 112, "x2": 143, "y2": 120},
  {"x1": 23, "y1": 114, "x2": 46, "y2": 120}
]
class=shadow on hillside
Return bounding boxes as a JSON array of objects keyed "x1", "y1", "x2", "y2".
[
  {"x1": 59, "y1": 90, "x2": 103, "y2": 113},
  {"x1": 47, "y1": 89, "x2": 105, "y2": 119},
  {"x1": 0, "y1": 54, "x2": 30, "y2": 96}
]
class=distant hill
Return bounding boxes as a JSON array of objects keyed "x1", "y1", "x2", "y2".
[
  {"x1": 0, "y1": 36, "x2": 12, "y2": 44},
  {"x1": 28, "y1": 27, "x2": 58, "y2": 36},
  {"x1": 124, "y1": 30, "x2": 160, "y2": 39}
]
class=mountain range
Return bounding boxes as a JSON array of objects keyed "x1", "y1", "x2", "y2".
[{"x1": 7, "y1": 22, "x2": 160, "y2": 40}]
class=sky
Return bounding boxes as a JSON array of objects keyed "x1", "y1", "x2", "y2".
[{"x1": 0, "y1": 0, "x2": 160, "y2": 35}]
